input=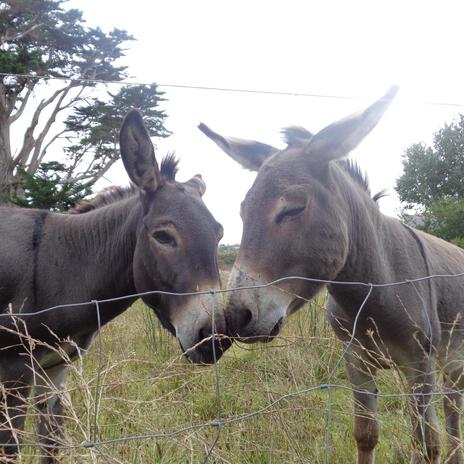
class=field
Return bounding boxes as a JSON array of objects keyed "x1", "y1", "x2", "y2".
[{"x1": 18, "y1": 289, "x2": 445, "y2": 463}]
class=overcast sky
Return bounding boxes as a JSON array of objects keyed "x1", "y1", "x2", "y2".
[{"x1": 65, "y1": 0, "x2": 464, "y2": 243}]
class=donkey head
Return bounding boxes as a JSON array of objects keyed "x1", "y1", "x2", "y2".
[
  {"x1": 199, "y1": 87, "x2": 398, "y2": 342},
  {"x1": 120, "y1": 110, "x2": 229, "y2": 363}
]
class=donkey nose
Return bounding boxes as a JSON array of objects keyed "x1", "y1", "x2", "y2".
[
  {"x1": 230, "y1": 307, "x2": 253, "y2": 336},
  {"x1": 198, "y1": 324, "x2": 213, "y2": 343}
]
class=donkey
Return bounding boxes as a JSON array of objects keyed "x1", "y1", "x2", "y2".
[
  {"x1": 200, "y1": 87, "x2": 464, "y2": 463},
  {"x1": 0, "y1": 110, "x2": 229, "y2": 463}
]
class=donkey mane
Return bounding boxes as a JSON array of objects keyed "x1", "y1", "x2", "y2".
[
  {"x1": 337, "y1": 160, "x2": 390, "y2": 204},
  {"x1": 68, "y1": 185, "x2": 137, "y2": 214},
  {"x1": 69, "y1": 154, "x2": 180, "y2": 214},
  {"x1": 337, "y1": 159, "x2": 370, "y2": 193},
  {"x1": 160, "y1": 152, "x2": 179, "y2": 181}
]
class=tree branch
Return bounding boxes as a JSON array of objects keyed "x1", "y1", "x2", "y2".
[
  {"x1": 66, "y1": 155, "x2": 118, "y2": 184},
  {"x1": 63, "y1": 146, "x2": 93, "y2": 181},
  {"x1": 14, "y1": 81, "x2": 78, "y2": 167},
  {"x1": 66, "y1": 145, "x2": 119, "y2": 184},
  {"x1": 26, "y1": 87, "x2": 74, "y2": 173},
  {"x1": 0, "y1": 84, "x2": 8, "y2": 113},
  {"x1": 35, "y1": 129, "x2": 68, "y2": 167},
  {"x1": 9, "y1": 83, "x2": 35, "y2": 124},
  {"x1": 0, "y1": 23, "x2": 43, "y2": 43}
]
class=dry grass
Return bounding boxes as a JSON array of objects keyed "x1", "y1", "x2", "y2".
[{"x1": 13, "y1": 291, "x2": 450, "y2": 463}]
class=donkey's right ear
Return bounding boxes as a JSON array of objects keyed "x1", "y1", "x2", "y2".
[
  {"x1": 198, "y1": 123, "x2": 277, "y2": 171},
  {"x1": 120, "y1": 109, "x2": 161, "y2": 192}
]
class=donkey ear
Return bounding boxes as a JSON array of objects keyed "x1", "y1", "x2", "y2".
[
  {"x1": 184, "y1": 174, "x2": 206, "y2": 196},
  {"x1": 198, "y1": 123, "x2": 277, "y2": 171},
  {"x1": 120, "y1": 109, "x2": 161, "y2": 192},
  {"x1": 308, "y1": 86, "x2": 399, "y2": 163}
]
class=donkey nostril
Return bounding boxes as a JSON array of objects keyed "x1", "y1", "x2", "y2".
[
  {"x1": 234, "y1": 307, "x2": 252, "y2": 333},
  {"x1": 198, "y1": 325, "x2": 212, "y2": 343}
]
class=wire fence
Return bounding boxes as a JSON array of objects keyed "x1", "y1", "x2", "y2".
[
  {"x1": 1, "y1": 70, "x2": 464, "y2": 461},
  {"x1": 1, "y1": 272, "x2": 464, "y2": 462}
]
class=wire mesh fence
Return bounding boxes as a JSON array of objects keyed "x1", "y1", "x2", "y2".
[
  {"x1": 1, "y1": 273, "x2": 464, "y2": 462},
  {"x1": 1, "y1": 71, "x2": 464, "y2": 462}
]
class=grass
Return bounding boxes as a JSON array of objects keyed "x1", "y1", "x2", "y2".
[{"x1": 17, "y1": 291, "x2": 438, "y2": 463}]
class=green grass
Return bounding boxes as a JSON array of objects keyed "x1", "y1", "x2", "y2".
[{"x1": 18, "y1": 292, "x2": 437, "y2": 463}]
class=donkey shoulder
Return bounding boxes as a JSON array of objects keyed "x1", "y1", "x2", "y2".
[{"x1": 417, "y1": 228, "x2": 464, "y2": 273}]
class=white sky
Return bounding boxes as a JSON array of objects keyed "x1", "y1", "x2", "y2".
[{"x1": 65, "y1": 0, "x2": 464, "y2": 243}]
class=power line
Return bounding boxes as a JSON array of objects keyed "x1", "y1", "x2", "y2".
[{"x1": 1, "y1": 71, "x2": 464, "y2": 108}]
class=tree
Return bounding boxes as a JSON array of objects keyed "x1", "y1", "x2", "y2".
[
  {"x1": 10, "y1": 161, "x2": 92, "y2": 211},
  {"x1": 61, "y1": 84, "x2": 170, "y2": 189},
  {"x1": 396, "y1": 114, "x2": 464, "y2": 242},
  {"x1": 0, "y1": 1, "x2": 169, "y2": 207}
]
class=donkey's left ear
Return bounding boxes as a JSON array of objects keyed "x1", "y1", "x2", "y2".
[
  {"x1": 308, "y1": 86, "x2": 399, "y2": 163},
  {"x1": 199, "y1": 123, "x2": 278, "y2": 171},
  {"x1": 120, "y1": 109, "x2": 161, "y2": 192},
  {"x1": 185, "y1": 174, "x2": 206, "y2": 196}
]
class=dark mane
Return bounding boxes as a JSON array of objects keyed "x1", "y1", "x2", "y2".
[
  {"x1": 337, "y1": 159, "x2": 370, "y2": 193},
  {"x1": 337, "y1": 159, "x2": 388, "y2": 204},
  {"x1": 68, "y1": 185, "x2": 138, "y2": 214},
  {"x1": 160, "y1": 152, "x2": 179, "y2": 181}
]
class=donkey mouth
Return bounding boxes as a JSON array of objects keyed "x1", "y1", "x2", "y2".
[
  {"x1": 269, "y1": 317, "x2": 284, "y2": 338},
  {"x1": 260, "y1": 317, "x2": 284, "y2": 342},
  {"x1": 237, "y1": 317, "x2": 284, "y2": 344},
  {"x1": 181, "y1": 336, "x2": 232, "y2": 365}
]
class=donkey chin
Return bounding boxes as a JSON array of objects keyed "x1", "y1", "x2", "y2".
[{"x1": 171, "y1": 293, "x2": 232, "y2": 364}]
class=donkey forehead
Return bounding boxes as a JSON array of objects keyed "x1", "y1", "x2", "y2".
[
  {"x1": 245, "y1": 150, "x2": 321, "y2": 201},
  {"x1": 153, "y1": 180, "x2": 201, "y2": 201},
  {"x1": 146, "y1": 182, "x2": 221, "y2": 230}
]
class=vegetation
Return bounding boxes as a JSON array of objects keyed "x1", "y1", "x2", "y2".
[
  {"x1": 396, "y1": 114, "x2": 464, "y2": 243},
  {"x1": 218, "y1": 244, "x2": 239, "y2": 270},
  {"x1": 17, "y1": 291, "x2": 441, "y2": 463},
  {"x1": 0, "y1": 1, "x2": 169, "y2": 209}
]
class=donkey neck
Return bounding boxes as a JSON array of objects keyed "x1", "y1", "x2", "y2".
[
  {"x1": 326, "y1": 166, "x2": 434, "y2": 314},
  {"x1": 328, "y1": 168, "x2": 395, "y2": 295},
  {"x1": 52, "y1": 194, "x2": 141, "y2": 307}
]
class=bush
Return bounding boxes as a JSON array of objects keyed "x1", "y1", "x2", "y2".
[{"x1": 218, "y1": 244, "x2": 239, "y2": 270}]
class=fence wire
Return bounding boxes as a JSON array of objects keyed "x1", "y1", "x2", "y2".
[
  {"x1": 2, "y1": 71, "x2": 464, "y2": 107},
  {"x1": 2, "y1": 71, "x2": 464, "y2": 462},
  {"x1": 1, "y1": 272, "x2": 464, "y2": 462}
]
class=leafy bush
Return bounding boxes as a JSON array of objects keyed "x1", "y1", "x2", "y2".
[{"x1": 218, "y1": 244, "x2": 239, "y2": 269}]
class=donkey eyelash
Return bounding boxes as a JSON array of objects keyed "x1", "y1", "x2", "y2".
[
  {"x1": 276, "y1": 206, "x2": 306, "y2": 224},
  {"x1": 153, "y1": 230, "x2": 177, "y2": 247}
]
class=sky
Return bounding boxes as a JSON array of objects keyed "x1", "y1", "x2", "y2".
[{"x1": 64, "y1": 0, "x2": 464, "y2": 243}]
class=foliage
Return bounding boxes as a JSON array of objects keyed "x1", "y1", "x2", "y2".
[
  {"x1": 421, "y1": 197, "x2": 464, "y2": 243},
  {"x1": 451, "y1": 237, "x2": 464, "y2": 249},
  {"x1": 61, "y1": 84, "x2": 170, "y2": 187},
  {"x1": 396, "y1": 114, "x2": 464, "y2": 242},
  {"x1": 10, "y1": 162, "x2": 92, "y2": 211},
  {"x1": 218, "y1": 244, "x2": 239, "y2": 269},
  {"x1": 0, "y1": 1, "x2": 169, "y2": 209}
]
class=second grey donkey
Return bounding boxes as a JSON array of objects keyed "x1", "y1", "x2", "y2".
[{"x1": 200, "y1": 86, "x2": 464, "y2": 463}]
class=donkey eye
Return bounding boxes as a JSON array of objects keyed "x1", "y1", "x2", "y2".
[
  {"x1": 276, "y1": 206, "x2": 305, "y2": 224},
  {"x1": 153, "y1": 230, "x2": 177, "y2": 247}
]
